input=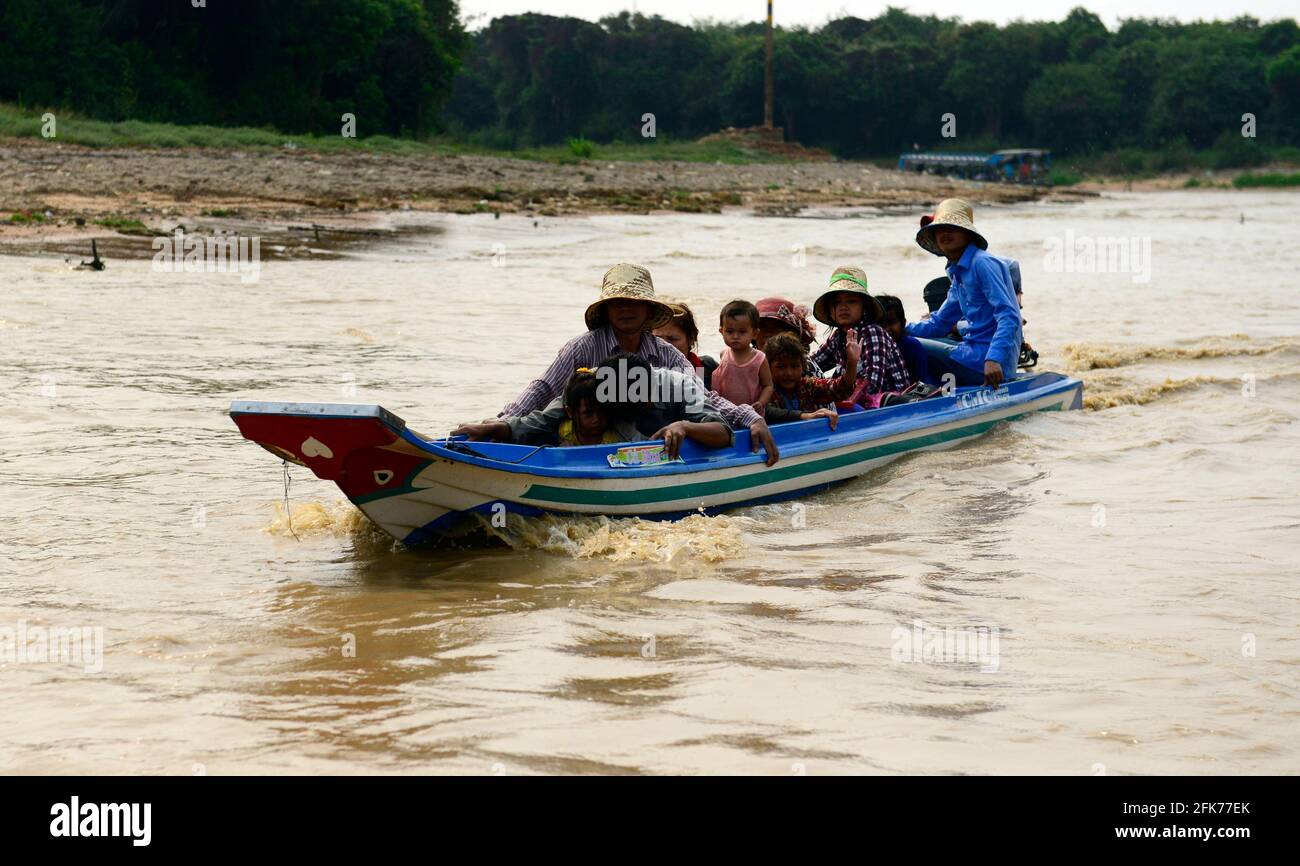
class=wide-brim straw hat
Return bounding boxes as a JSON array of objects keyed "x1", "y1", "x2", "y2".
[
  {"x1": 812, "y1": 266, "x2": 884, "y2": 326},
  {"x1": 584, "y1": 263, "x2": 675, "y2": 330},
  {"x1": 916, "y1": 198, "x2": 989, "y2": 257}
]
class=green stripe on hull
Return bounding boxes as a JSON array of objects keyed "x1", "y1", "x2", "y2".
[
  {"x1": 521, "y1": 409, "x2": 1046, "y2": 507},
  {"x1": 353, "y1": 459, "x2": 433, "y2": 504}
]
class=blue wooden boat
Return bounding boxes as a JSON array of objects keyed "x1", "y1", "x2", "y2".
[{"x1": 230, "y1": 372, "x2": 1082, "y2": 546}]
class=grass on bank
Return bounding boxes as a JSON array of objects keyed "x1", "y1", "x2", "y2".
[
  {"x1": 92, "y1": 215, "x2": 149, "y2": 232},
  {"x1": 0, "y1": 103, "x2": 792, "y2": 165},
  {"x1": 5, "y1": 103, "x2": 1298, "y2": 178},
  {"x1": 1232, "y1": 172, "x2": 1300, "y2": 188}
]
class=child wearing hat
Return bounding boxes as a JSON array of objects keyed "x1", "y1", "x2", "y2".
[
  {"x1": 810, "y1": 265, "x2": 912, "y2": 403},
  {"x1": 907, "y1": 199, "x2": 1022, "y2": 388},
  {"x1": 756, "y1": 297, "x2": 822, "y2": 376}
]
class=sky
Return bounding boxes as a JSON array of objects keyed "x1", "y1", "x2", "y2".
[{"x1": 458, "y1": 0, "x2": 1298, "y2": 29}]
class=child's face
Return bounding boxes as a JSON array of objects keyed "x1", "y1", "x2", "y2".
[
  {"x1": 934, "y1": 227, "x2": 970, "y2": 258},
  {"x1": 757, "y1": 320, "x2": 790, "y2": 351},
  {"x1": 881, "y1": 316, "x2": 904, "y2": 342},
  {"x1": 569, "y1": 398, "x2": 608, "y2": 439},
  {"x1": 830, "y1": 292, "x2": 864, "y2": 327},
  {"x1": 653, "y1": 322, "x2": 690, "y2": 355},
  {"x1": 720, "y1": 315, "x2": 756, "y2": 352},
  {"x1": 770, "y1": 355, "x2": 804, "y2": 392}
]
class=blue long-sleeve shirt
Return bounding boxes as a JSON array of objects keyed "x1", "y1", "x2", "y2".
[{"x1": 907, "y1": 244, "x2": 1021, "y2": 375}]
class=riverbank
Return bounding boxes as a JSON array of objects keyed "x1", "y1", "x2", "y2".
[{"x1": 0, "y1": 137, "x2": 1066, "y2": 260}]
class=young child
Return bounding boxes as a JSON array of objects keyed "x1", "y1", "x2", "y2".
[
  {"x1": 556, "y1": 368, "x2": 624, "y2": 446},
  {"x1": 810, "y1": 266, "x2": 912, "y2": 404},
  {"x1": 763, "y1": 330, "x2": 861, "y2": 427},
  {"x1": 712, "y1": 299, "x2": 774, "y2": 412},
  {"x1": 653, "y1": 302, "x2": 718, "y2": 388},
  {"x1": 875, "y1": 294, "x2": 935, "y2": 387}
]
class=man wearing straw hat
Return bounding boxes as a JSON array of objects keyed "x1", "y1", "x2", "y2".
[
  {"x1": 492, "y1": 263, "x2": 780, "y2": 465},
  {"x1": 907, "y1": 199, "x2": 1022, "y2": 388}
]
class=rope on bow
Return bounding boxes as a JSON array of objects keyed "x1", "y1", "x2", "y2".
[{"x1": 281, "y1": 459, "x2": 299, "y2": 541}]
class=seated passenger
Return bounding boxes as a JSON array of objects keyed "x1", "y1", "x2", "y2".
[
  {"x1": 713, "y1": 299, "x2": 775, "y2": 413},
  {"x1": 907, "y1": 200, "x2": 1021, "y2": 388},
  {"x1": 876, "y1": 294, "x2": 937, "y2": 387},
  {"x1": 557, "y1": 368, "x2": 624, "y2": 446},
  {"x1": 762, "y1": 330, "x2": 859, "y2": 428},
  {"x1": 451, "y1": 353, "x2": 732, "y2": 459},
  {"x1": 481, "y1": 262, "x2": 778, "y2": 465},
  {"x1": 653, "y1": 302, "x2": 718, "y2": 389},
  {"x1": 809, "y1": 265, "x2": 912, "y2": 403},
  {"x1": 756, "y1": 297, "x2": 822, "y2": 376},
  {"x1": 922, "y1": 275, "x2": 952, "y2": 316}
]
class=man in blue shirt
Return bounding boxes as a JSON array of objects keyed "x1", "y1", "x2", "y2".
[{"x1": 907, "y1": 199, "x2": 1022, "y2": 388}]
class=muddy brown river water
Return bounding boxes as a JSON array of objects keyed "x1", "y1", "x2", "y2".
[{"x1": 2, "y1": 191, "x2": 1297, "y2": 774}]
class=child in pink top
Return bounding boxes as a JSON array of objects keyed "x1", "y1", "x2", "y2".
[{"x1": 712, "y1": 299, "x2": 774, "y2": 412}]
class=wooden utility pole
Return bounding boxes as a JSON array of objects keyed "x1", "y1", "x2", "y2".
[{"x1": 763, "y1": 1, "x2": 774, "y2": 128}]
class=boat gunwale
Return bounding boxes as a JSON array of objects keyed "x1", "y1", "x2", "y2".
[
  {"x1": 228, "y1": 372, "x2": 1081, "y2": 483},
  {"x1": 398, "y1": 372, "x2": 1081, "y2": 480}
]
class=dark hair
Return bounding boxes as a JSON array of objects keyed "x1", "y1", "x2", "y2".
[
  {"x1": 563, "y1": 368, "x2": 602, "y2": 415},
  {"x1": 922, "y1": 277, "x2": 950, "y2": 313},
  {"x1": 719, "y1": 299, "x2": 759, "y2": 330},
  {"x1": 764, "y1": 332, "x2": 807, "y2": 365},
  {"x1": 667, "y1": 303, "x2": 699, "y2": 350},
  {"x1": 594, "y1": 352, "x2": 653, "y2": 421},
  {"x1": 876, "y1": 294, "x2": 905, "y2": 327}
]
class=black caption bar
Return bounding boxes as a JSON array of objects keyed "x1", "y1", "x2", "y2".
[{"x1": 2, "y1": 775, "x2": 1288, "y2": 853}]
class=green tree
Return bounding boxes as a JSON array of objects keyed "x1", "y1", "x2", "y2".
[
  {"x1": 1148, "y1": 33, "x2": 1269, "y2": 148},
  {"x1": 0, "y1": 0, "x2": 467, "y2": 136},
  {"x1": 1024, "y1": 63, "x2": 1122, "y2": 152}
]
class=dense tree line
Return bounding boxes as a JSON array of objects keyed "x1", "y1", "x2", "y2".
[
  {"x1": 0, "y1": 0, "x2": 466, "y2": 136},
  {"x1": 445, "y1": 8, "x2": 1300, "y2": 158},
  {"x1": 1, "y1": 3, "x2": 1294, "y2": 160}
]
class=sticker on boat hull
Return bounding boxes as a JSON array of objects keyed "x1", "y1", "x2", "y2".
[
  {"x1": 958, "y1": 386, "x2": 1011, "y2": 409},
  {"x1": 301, "y1": 436, "x2": 333, "y2": 459}
]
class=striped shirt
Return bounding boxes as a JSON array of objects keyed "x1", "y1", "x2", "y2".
[
  {"x1": 810, "y1": 323, "x2": 912, "y2": 396},
  {"x1": 499, "y1": 325, "x2": 762, "y2": 429}
]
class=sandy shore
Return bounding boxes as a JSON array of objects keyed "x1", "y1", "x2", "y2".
[{"x1": 0, "y1": 138, "x2": 1076, "y2": 260}]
